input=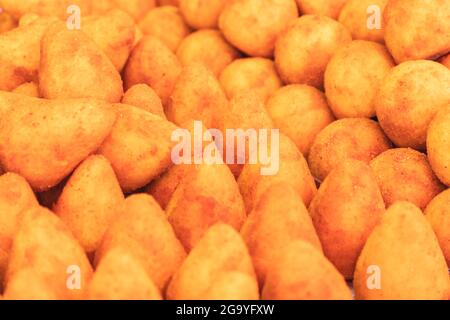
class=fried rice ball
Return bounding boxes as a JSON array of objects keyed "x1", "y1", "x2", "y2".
[
  {"x1": 309, "y1": 160, "x2": 385, "y2": 279},
  {"x1": 220, "y1": 90, "x2": 275, "y2": 177},
  {"x1": 384, "y1": 0, "x2": 450, "y2": 63},
  {"x1": 370, "y1": 148, "x2": 445, "y2": 210},
  {"x1": 324, "y1": 40, "x2": 395, "y2": 119},
  {"x1": 262, "y1": 240, "x2": 352, "y2": 300},
  {"x1": 166, "y1": 63, "x2": 228, "y2": 129},
  {"x1": 265, "y1": 84, "x2": 335, "y2": 157},
  {"x1": 176, "y1": 29, "x2": 240, "y2": 77},
  {"x1": 219, "y1": 57, "x2": 282, "y2": 102},
  {"x1": 139, "y1": 5, "x2": 191, "y2": 52},
  {"x1": 122, "y1": 84, "x2": 166, "y2": 118},
  {"x1": 123, "y1": 36, "x2": 182, "y2": 106},
  {"x1": 274, "y1": 15, "x2": 352, "y2": 89},
  {"x1": 375, "y1": 60, "x2": 450, "y2": 150},
  {"x1": 219, "y1": 0, "x2": 298, "y2": 57},
  {"x1": 238, "y1": 134, "x2": 318, "y2": 213},
  {"x1": 179, "y1": 0, "x2": 228, "y2": 29},
  {"x1": 353, "y1": 201, "x2": 450, "y2": 300},
  {"x1": 308, "y1": 118, "x2": 392, "y2": 182}
]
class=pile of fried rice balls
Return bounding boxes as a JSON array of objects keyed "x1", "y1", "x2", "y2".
[{"x1": 0, "y1": 0, "x2": 449, "y2": 300}]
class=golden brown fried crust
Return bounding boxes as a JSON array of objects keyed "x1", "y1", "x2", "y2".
[
  {"x1": 370, "y1": 148, "x2": 445, "y2": 210},
  {"x1": 384, "y1": 0, "x2": 450, "y2": 63},
  {"x1": 275, "y1": 15, "x2": 352, "y2": 89},
  {"x1": 308, "y1": 118, "x2": 392, "y2": 182},
  {"x1": 219, "y1": 0, "x2": 299, "y2": 58},
  {"x1": 375, "y1": 60, "x2": 450, "y2": 150},
  {"x1": 354, "y1": 201, "x2": 449, "y2": 300}
]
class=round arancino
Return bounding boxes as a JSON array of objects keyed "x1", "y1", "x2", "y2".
[
  {"x1": 375, "y1": 60, "x2": 450, "y2": 150},
  {"x1": 325, "y1": 40, "x2": 395, "y2": 119},
  {"x1": 176, "y1": 29, "x2": 240, "y2": 77},
  {"x1": 384, "y1": 0, "x2": 450, "y2": 63},
  {"x1": 139, "y1": 5, "x2": 191, "y2": 52},
  {"x1": 265, "y1": 84, "x2": 335, "y2": 157},
  {"x1": 370, "y1": 148, "x2": 445, "y2": 210},
  {"x1": 219, "y1": 0, "x2": 298, "y2": 58},
  {"x1": 274, "y1": 15, "x2": 351, "y2": 89},
  {"x1": 179, "y1": 0, "x2": 227, "y2": 29},
  {"x1": 219, "y1": 57, "x2": 282, "y2": 102},
  {"x1": 308, "y1": 118, "x2": 392, "y2": 182}
]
